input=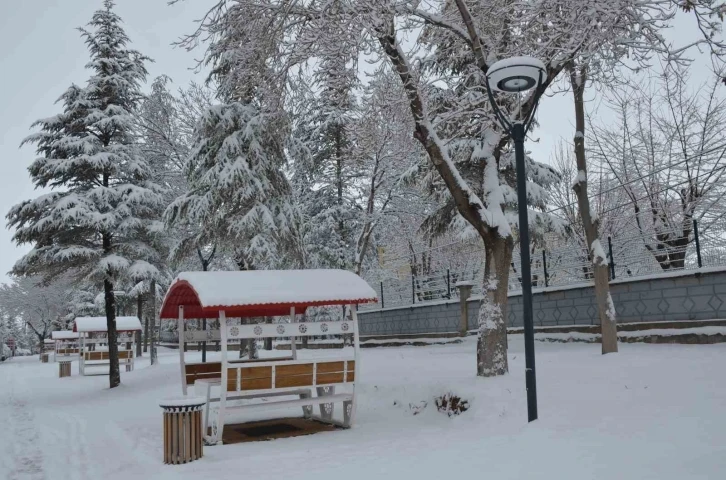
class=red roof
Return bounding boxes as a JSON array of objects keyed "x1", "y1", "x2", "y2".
[{"x1": 159, "y1": 270, "x2": 377, "y2": 320}]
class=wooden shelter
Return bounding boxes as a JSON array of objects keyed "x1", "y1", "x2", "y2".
[
  {"x1": 73, "y1": 316, "x2": 142, "y2": 375},
  {"x1": 160, "y1": 269, "x2": 377, "y2": 445},
  {"x1": 51, "y1": 330, "x2": 80, "y2": 362}
]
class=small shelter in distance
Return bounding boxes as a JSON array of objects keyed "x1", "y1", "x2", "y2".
[
  {"x1": 73, "y1": 316, "x2": 142, "y2": 375},
  {"x1": 51, "y1": 330, "x2": 80, "y2": 361}
]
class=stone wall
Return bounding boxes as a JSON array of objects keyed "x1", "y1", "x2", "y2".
[{"x1": 357, "y1": 268, "x2": 726, "y2": 337}]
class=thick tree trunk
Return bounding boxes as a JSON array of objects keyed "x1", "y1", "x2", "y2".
[
  {"x1": 143, "y1": 292, "x2": 149, "y2": 353},
  {"x1": 377, "y1": 25, "x2": 513, "y2": 376},
  {"x1": 136, "y1": 294, "x2": 143, "y2": 357},
  {"x1": 150, "y1": 279, "x2": 157, "y2": 366},
  {"x1": 570, "y1": 65, "x2": 618, "y2": 354},
  {"x1": 104, "y1": 278, "x2": 121, "y2": 388},
  {"x1": 477, "y1": 235, "x2": 513, "y2": 376}
]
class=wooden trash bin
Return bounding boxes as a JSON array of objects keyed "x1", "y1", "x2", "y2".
[
  {"x1": 59, "y1": 361, "x2": 72, "y2": 378},
  {"x1": 160, "y1": 397, "x2": 206, "y2": 465},
  {"x1": 41, "y1": 353, "x2": 49, "y2": 363}
]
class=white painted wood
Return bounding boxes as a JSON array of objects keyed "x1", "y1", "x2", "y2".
[
  {"x1": 226, "y1": 320, "x2": 355, "y2": 339},
  {"x1": 179, "y1": 306, "x2": 186, "y2": 396},
  {"x1": 290, "y1": 306, "x2": 297, "y2": 360},
  {"x1": 350, "y1": 305, "x2": 361, "y2": 426},
  {"x1": 182, "y1": 330, "x2": 221, "y2": 342},
  {"x1": 215, "y1": 310, "x2": 229, "y2": 444}
]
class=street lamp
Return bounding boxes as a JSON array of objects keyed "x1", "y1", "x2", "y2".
[{"x1": 485, "y1": 56, "x2": 546, "y2": 423}]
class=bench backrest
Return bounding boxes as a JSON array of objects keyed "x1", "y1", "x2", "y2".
[
  {"x1": 57, "y1": 348, "x2": 79, "y2": 355},
  {"x1": 185, "y1": 362, "x2": 222, "y2": 386},
  {"x1": 227, "y1": 360, "x2": 355, "y2": 392},
  {"x1": 83, "y1": 350, "x2": 133, "y2": 361}
]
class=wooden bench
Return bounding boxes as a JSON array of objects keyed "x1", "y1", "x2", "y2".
[
  {"x1": 184, "y1": 358, "x2": 312, "y2": 433},
  {"x1": 81, "y1": 349, "x2": 135, "y2": 374},
  {"x1": 57, "y1": 348, "x2": 80, "y2": 355}
]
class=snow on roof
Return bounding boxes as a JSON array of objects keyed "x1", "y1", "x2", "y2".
[
  {"x1": 160, "y1": 269, "x2": 378, "y2": 319},
  {"x1": 73, "y1": 316, "x2": 142, "y2": 333},
  {"x1": 51, "y1": 331, "x2": 80, "y2": 340}
]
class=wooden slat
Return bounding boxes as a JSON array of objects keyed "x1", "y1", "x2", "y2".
[
  {"x1": 177, "y1": 412, "x2": 183, "y2": 464},
  {"x1": 163, "y1": 413, "x2": 168, "y2": 464},
  {"x1": 276, "y1": 374, "x2": 314, "y2": 388},
  {"x1": 186, "y1": 362, "x2": 222, "y2": 374},
  {"x1": 347, "y1": 360, "x2": 355, "y2": 371},
  {"x1": 347, "y1": 370, "x2": 355, "y2": 382},
  {"x1": 240, "y1": 377, "x2": 273, "y2": 391},
  {"x1": 227, "y1": 369, "x2": 237, "y2": 392},
  {"x1": 317, "y1": 372, "x2": 345, "y2": 385},
  {"x1": 240, "y1": 366, "x2": 272, "y2": 379},
  {"x1": 316, "y1": 361, "x2": 345, "y2": 374},
  {"x1": 276, "y1": 363, "x2": 313, "y2": 376},
  {"x1": 186, "y1": 371, "x2": 221, "y2": 386},
  {"x1": 185, "y1": 411, "x2": 191, "y2": 463},
  {"x1": 172, "y1": 412, "x2": 178, "y2": 464}
]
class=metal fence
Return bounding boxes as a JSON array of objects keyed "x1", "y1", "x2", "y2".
[{"x1": 361, "y1": 219, "x2": 726, "y2": 311}]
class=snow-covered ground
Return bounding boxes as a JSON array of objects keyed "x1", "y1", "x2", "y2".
[{"x1": 1, "y1": 337, "x2": 724, "y2": 480}]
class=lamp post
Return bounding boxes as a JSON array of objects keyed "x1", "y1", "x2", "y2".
[{"x1": 484, "y1": 56, "x2": 546, "y2": 423}]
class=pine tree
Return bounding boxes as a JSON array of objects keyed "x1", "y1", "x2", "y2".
[{"x1": 6, "y1": 0, "x2": 161, "y2": 388}]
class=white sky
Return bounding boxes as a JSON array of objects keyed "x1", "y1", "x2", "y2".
[{"x1": 0, "y1": 1, "x2": 718, "y2": 283}]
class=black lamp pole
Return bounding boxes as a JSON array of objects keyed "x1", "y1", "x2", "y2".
[
  {"x1": 513, "y1": 121, "x2": 538, "y2": 422},
  {"x1": 485, "y1": 71, "x2": 543, "y2": 423}
]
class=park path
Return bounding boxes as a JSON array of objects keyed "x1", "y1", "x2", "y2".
[{"x1": 0, "y1": 357, "x2": 94, "y2": 480}]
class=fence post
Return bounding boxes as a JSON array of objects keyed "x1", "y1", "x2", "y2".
[
  {"x1": 693, "y1": 219, "x2": 702, "y2": 268},
  {"x1": 607, "y1": 236, "x2": 616, "y2": 280},
  {"x1": 380, "y1": 281, "x2": 385, "y2": 309},
  {"x1": 447, "y1": 269, "x2": 451, "y2": 299},
  {"x1": 542, "y1": 250, "x2": 549, "y2": 287},
  {"x1": 411, "y1": 275, "x2": 416, "y2": 304}
]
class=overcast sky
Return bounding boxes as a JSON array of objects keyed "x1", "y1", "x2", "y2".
[{"x1": 0, "y1": 1, "x2": 718, "y2": 283}]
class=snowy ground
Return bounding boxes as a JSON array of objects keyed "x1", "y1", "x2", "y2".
[{"x1": 1, "y1": 337, "x2": 724, "y2": 480}]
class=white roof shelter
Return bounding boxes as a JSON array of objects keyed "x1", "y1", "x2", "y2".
[
  {"x1": 160, "y1": 269, "x2": 377, "y2": 319},
  {"x1": 74, "y1": 316, "x2": 142, "y2": 333},
  {"x1": 160, "y1": 269, "x2": 378, "y2": 445},
  {"x1": 52, "y1": 331, "x2": 80, "y2": 340}
]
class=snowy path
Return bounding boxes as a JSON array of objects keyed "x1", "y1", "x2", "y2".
[{"x1": 1, "y1": 340, "x2": 725, "y2": 479}]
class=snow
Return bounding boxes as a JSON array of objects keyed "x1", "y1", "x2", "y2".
[
  {"x1": 533, "y1": 327, "x2": 726, "y2": 343},
  {"x1": 74, "y1": 316, "x2": 142, "y2": 333},
  {"x1": 590, "y1": 239, "x2": 607, "y2": 265},
  {"x1": 168, "y1": 270, "x2": 378, "y2": 312},
  {"x1": 572, "y1": 169, "x2": 587, "y2": 187},
  {"x1": 619, "y1": 326, "x2": 726, "y2": 337},
  {"x1": 159, "y1": 396, "x2": 207, "y2": 408},
  {"x1": 1, "y1": 338, "x2": 725, "y2": 479},
  {"x1": 51, "y1": 331, "x2": 80, "y2": 340}
]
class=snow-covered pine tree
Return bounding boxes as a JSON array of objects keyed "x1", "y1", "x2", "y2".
[
  {"x1": 296, "y1": 49, "x2": 361, "y2": 270},
  {"x1": 166, "y1": 4, "x2": 296, "y2": 272},
  {"x1": 7, "y1": 0, "x2": 162, "y2": 388}
]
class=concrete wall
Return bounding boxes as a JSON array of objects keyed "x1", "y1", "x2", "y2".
[{"x1": 357, "y1": 268, "x2": 726, "y2": 336}]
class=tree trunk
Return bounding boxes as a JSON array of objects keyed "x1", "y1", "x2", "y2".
[
  {"x1": 136, "y1": 293, "x2": 143, "y2": 357},
  {"x1": 150, "y1": 279, "x2": 157, "y2": 366},
  {"x1": 143, "y1": 291, "x2": 149, "y2": 353},
  {"x1": 477, "y1": 235, "x2": 513, "y2": 376},
  {"x1": 377, "y1": 25, "x2": 513, "y2": 376},
  {"x1": 569, "y1": 65, "x2": 618, "y2": 354},
  {"x1": 264, "y1": 317, "x2": 273, "y2": 351},
  {"x1": 104, "y1": 278, "x2": 121, "y2": 388}
]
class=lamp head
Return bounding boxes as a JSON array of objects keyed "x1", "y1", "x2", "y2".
[{"x1": 486, "y1": 56, "x2": 546, "y2": 93}]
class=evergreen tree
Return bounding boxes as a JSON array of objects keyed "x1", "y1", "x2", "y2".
[{"x1": 6, "y1": 0, "x2": 161, "y2": 388}]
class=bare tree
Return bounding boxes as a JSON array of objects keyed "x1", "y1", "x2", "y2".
[{"x1": 590, "y1": 66, "x2": 726, "y2": 270}]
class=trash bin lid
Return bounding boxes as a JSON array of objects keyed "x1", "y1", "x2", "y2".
[{"x1": 159, "y1": 396, "x2": 207, "y2": 408}]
